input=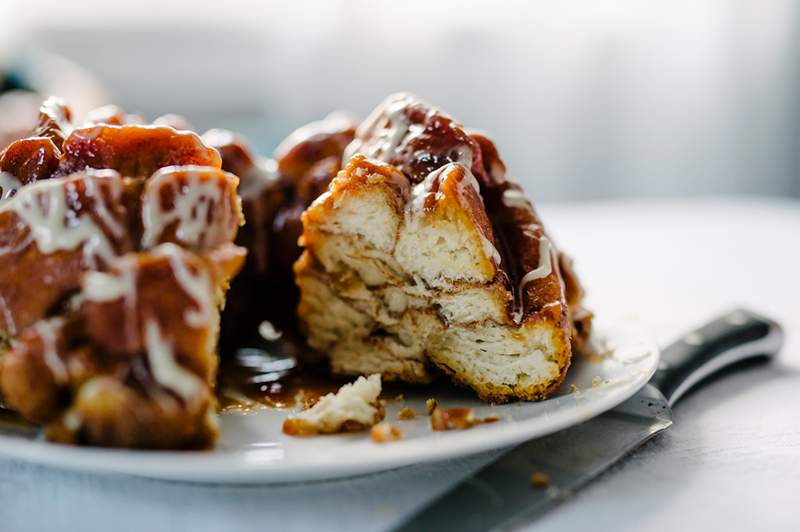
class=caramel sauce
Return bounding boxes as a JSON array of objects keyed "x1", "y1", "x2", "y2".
[
  {"x1": 216, "y1": 331, "x2": 437, "y2": 413},
  {"x1": 0, "y1": 405, "x2": 35, "y2": 429},
  {"x1": 217, "y1": 334, "x2": 341, "y2": 411}
]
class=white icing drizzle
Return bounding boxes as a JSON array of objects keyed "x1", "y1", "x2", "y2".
[
  {"x1": 518, "y1": 236, "x2": 555, "y2": 290},
  {"x1": 141, "y1": 166, "x2": 230, "y2": 249},
  {"x1": 408, "y1": 163, "x2": 501, "y2": 268},
  {"x1": 479, "y1": 233, "x2": 502, "y2": 266},
  {"x1": 410, "y1": 165, "x2": 449, "y2": 212},
  {"x1": 258, "y1": 320, "x2": 282, "y2": 341},
  {"x1": 62, "y1": 409, "x2": 82, "y2": 432},
  {"x1": 453, "y1": 144, "x2": 474, "y2": 168},
  {"x1": 0, "y1": 167, "x2": 220, "y2": 400},
  {"x1": 345, "y1": 93, "x2": 415, "y2": 163},
  {"x1": 144, "y1": 319, "x2": 202, "y2": 400},
  {"x1": 0, "y1": 293, "x2": 17, "y2": 336},
  {"x1": 409, "y1": 162, "x2": 481, "y2": 212},
  {"x1": 82, "y1": 266, "x2": 139, "y2": 345},
  {"x1": 82, "y1": 172, "x2": 125, "y2": 239},
  {"x1": 457, "y1": 166, "x2": 482, "y2": 196},
  {"x1": 0, "y1": 233, "x2": 33, "y2": 257},
  {"x1": 512, "y1": 235, "x2": 556, "y2": 323},
  {"x1": 0, "y1": 173, "x2": 121, "y2": 268},
  {"x1": 82, "y1": 268, "x2": 136, "y2": 302},
  {"x1": 0, "y1": 172, "x2": 22, "y2": 201},
  {"x1": 380, "y1": 100, "x2": 412, "y2": 157},
  {"x1": 502, "y1": 188, "x2": 530, "y2": 209},
  {"x1": 34, "y1": 318, "x2": 68, "y2": 383},
  {"x1": 151, "y1": 243, "x2": 214, "y2": 329}
]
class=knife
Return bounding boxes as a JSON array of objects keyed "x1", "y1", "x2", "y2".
[{"x1": 393, "y1": 308, "x2": 783, "y2": 532}]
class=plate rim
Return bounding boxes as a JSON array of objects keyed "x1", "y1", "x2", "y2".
[{"x1": 0, "y1": 319, "x2": 659, "y2": 483}]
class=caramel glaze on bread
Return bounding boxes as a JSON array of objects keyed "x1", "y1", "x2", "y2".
[
  {"x1": 295, "y1": 93, "x2": 592, "y2": 402},
  {"x1": 0, "y1": 98, "x2": 245, "y2": 448}
]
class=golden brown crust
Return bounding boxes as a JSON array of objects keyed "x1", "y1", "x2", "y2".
[
  {"x1": 0, "y1": 171, "x2": 138, "y2": 334},
  {"x1": 274, "y1": 112, "x2": 357, "y2": 187},
  {"x1": 342, "y1": 93, "x2": 575, "y2": 327},
  {"x1": 295, "y1": 93, "x2": 590, "y2": 402},
  {"x1": 0, "y1": 136, "x2": 61, "y2": 185},
  {"x1": 59, "y1": 124, "x2": 221, "y2": 178},
  {"x1": 0, "y1": 99, "x2": 245, "y2": 449}
]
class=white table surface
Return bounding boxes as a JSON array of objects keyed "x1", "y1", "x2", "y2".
[{"x1": 1, "y1": 197, "x2": 798, "y2": 531}]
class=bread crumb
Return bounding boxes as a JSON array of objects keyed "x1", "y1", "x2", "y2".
[
  {"x1": 569, "y1": 384, "x2": 579, "y2": 393},
  {"x1": 425, "y1": 398, "x2": 438, "y2": 415},
  {"x1": 431, "y1": 407, "x2": 478, "y2": 431},
  {"x1": 481, "y1": 415, "x2": 500, "y2": 424},
  {"x1": 283, "y1": 374, "x2": 384, "y2": 436},
  {"x1": 529, "y1": 472, "x2": 550, "y2": 489},
  {"x1": 371, "y1": 422, "x2": 403, "y2": 443},
  {"x1": 397, "y1": 406, "x2": 416, "y2": 420},
  {"x1": 394, "y1": 393, "x2": 405, "y2": 401},
  {"x1": 591, "y1": 376, "x2": 603, "y2": 388}
]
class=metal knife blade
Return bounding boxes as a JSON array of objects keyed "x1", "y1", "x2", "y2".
[{"x1": 393, "y1": 384, "x2": 672, "y2": 532}]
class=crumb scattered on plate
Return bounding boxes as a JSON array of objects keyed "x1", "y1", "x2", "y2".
[
  {"x1": 425, "y1": 398, "x2": 438, "y2": 415},
  {"x1": 282, "y1": 374, "x2": 384, "y2": 436},
  {"x1": 591, "y1": 376, "x2": 603, "y2": 387},
  {"x1": 431, "y1": 407, "x2": 479, "y2": 431},
  {"x1": 397, "y1": 406, "x2": 416, "y2": 420},
  {"x1": 371, "y1": 422, "x2": 403, "y2": 443}
]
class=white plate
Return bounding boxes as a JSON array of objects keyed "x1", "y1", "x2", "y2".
[{"x1": 0, "y1": 318, "x2": 658, "y2": 483}]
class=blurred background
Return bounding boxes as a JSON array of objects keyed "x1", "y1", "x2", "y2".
[{"x1": 1, "y1": 0, "x2": 798, "y2": 201}]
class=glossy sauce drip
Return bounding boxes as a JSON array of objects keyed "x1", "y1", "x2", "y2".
[{"x1": 218, "y1": 343, "x2": 340, "y2": 410}]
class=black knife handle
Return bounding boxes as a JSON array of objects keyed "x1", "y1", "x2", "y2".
[{"x1": 649, "y1": 308, "x2": 783, "y2": 406}]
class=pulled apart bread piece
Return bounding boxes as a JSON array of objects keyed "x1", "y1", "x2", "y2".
[
  {"x1": 0, "y1": 98, "x2": 245, "y2": 448},
  {"x1": 282, "y1": 374, "x2": 383, "y2": 436},
  {"x1": 295, "y1": 93, "x2": 591, "y2": 402}
]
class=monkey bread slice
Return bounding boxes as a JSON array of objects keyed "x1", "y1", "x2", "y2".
[{"x1": 295, "y1": 94, "x2": 591, "y2": 402}]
